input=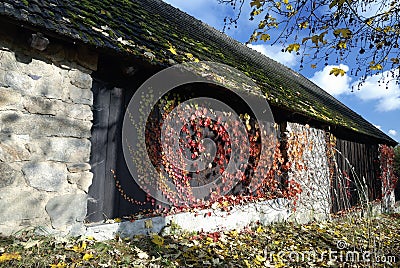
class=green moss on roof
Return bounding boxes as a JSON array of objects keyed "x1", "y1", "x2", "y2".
[{"x1": 0, "y1": 0, "x2": 396, "y2": 144}]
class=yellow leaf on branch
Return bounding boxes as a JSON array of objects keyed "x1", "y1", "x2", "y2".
[
  {"x1": 337, "y1": 41, "x2": 347, "y2": 49},
  {"x1": 370, "y1": 63, "x2": 383, "y2": 70},
  {"x1": 298, "y1": 21, "x2": 308, "y2": 29},
  {"x1": 260, "y1": 33, "x2": 270, "y2": 41},
  {"x1": 250, "y1": 0, "x2": 263, "y2": 8},
  {"x1": 333, "y1": 28, "x2": 352, "y2": 38},
  {"x1": 329, "y1": 67, "x2": 346, "y2": 76},
  {"x1": 285, "y1": 43, "x2": 300, "y2": 53}
]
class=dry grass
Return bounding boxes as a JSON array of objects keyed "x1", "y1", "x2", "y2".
[{"x1": 0, "y1": 214, "x2": 399, "y2": 267}]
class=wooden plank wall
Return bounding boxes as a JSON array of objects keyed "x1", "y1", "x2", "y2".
[
  {"x1": 331, "y1": 138, "x2": 381, "y2": 213},
  {"x1": 87, "y1": 79, "x2": 158, "y2": 222}
]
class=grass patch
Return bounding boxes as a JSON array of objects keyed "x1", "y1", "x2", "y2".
[{"x1": 0, "y1": 214, "x2": 399, "y2": 267}]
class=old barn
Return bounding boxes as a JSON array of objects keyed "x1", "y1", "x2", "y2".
[{"x1": 0, "y1": 0, "x2": 398, "y2": 236}]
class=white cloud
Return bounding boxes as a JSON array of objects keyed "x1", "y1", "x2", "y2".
[
  {"x1": 309, "y1": 64, "x2": 352, "y2": 96},
  {"x1": 389, "y1": 129, "x2": 397, "y2": 136},
  {"x1": 309, "y1": 65, "x2": 400, "y2": 112},
  {"x1": 374, "y1": 125, "x2": 382, "y2": 130},
  {"x1": 247, "y1": 44, "x2": 297, "y2": 67},
  {"x1": 352, "y1": 69, "x2": 400, "y2": 112}
]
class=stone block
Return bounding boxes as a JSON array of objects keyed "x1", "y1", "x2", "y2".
[
  {"x1": 0, "y1": 69, "x2": 5, "y2": 87},
  {"x1": 67, "y1": 84, "x2": 93, "y2": 105},
  {"x1": 0, "y1": 111, "x2": 92, "y2": 138},
  {"x1": 33, "y1": 71, "x2": 65, "y2": 100},
  {"x1": 0, "y1": 134, "x2": 31, "y2": 162},
  {"x1": 0, "y1": 188, "x2": 46, "y2": 224},
  {"x1": 4, "y1": 71, "x2": 34, "y2": 93},
  {"x1": 23, "y1": 96, "x2": 60, "y2": 115},
  {"x1": 67, "y1": 163, "x2": 91, "y2": 173},
  {"x1": 46, "y1": 194, "x2": 87, "y2": 229},
  {"x1": 0, "y1": 50, "x2": 18, "y2": 71},
  {"x1": 68, "y1": 69, "x2": 92, "y2": 89},
  {"x1": 67, "y1": 172, "x2": 93, "y2": 193},
  {"x1": 25, "y1": 58, "x2": 56, "y2": 77},
  {"x1": 63, "y1": 103, "x2": 93, "y2": 121},
  {"x1": 24, "y1": 96, "x2": 92, "y2": 120},
  {"x1": 22, "y1": 161, "x2": 67, "y2": 192},
  {"x1": 0, "y1": 162, "x2": 18, "y2": 188},
  {"x1": 31, "y1": 137, "x2": 91, "y2": 163},
  {"x1": 0, "y1": 87, "x2": 22, "y2": 110}
]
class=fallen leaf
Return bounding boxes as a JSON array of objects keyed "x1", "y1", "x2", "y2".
[
  {"x1": 151, "y1": 234, "x2": 164, "y2": 246},
  {"x1": 20, "y1": 238, "x2": 42, "y2": 249},
  {"x1": 0, "y1": 252, "x2": 21, "y2": 263},
  {"x1": 137, "y1": 251, "x2": 149, "y2": 259}
]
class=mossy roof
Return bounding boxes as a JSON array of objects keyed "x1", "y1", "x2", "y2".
[{"x1": 0, "y1": 0, "x2": 396, "y2": 145}]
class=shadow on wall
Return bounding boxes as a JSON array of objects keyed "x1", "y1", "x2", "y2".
[{"x1": 0, "y1": 37, "x2": 93, "y2": 234}]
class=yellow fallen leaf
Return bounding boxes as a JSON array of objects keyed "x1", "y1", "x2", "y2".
[
  {"x1": 168, "y1": 45, "x2": 177, "y2": 55},
  {"x1": 144, "y1": 219, "x2": 153, "y2": 229},
  {"x1": 230, "y1": 230, "x2": 238, "y2": 237},
  {"x1": 0, "y1": 252, "x2": 21, "y2": 263},
  {"x1": 255, "y1": 255, "x2": 266, "y2": 262},
  {"x1": 50, "y1": 262, "x2": 66, "y2": 268},
  {"x1": 151, "y1": 234, "x2": 164, "y2": 246},
  {"x1": 82, "y1": 253, "x2": 94, "y2": 261},
  {"x1": 67, "y1": 241, "x2": 87, "y2": 253}
]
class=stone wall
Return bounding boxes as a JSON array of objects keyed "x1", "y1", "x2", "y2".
[
  {"x1": 0, "y1": 27, "x2": 96, "y2": 235},
  {"x1": 285, "y1": 122, "x2": 331, "y2": 223}
]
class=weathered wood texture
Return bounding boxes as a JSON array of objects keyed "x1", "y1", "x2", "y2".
[
  {"x1": 331, "y1": 138, "x2": 381, "y2": 213},
  {"x1": 88, "y1": 80, "x2": 155, "y2": 222}
]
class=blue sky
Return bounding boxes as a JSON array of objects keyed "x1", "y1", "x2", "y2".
[{"x1": 163, "y1": 0, "x2": 399, "y2": 142}]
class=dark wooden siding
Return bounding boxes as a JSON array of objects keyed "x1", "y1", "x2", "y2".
[
  {"x1": 87, "y1": 79, "x2": 156, "y2": 222},
  {"x1": 331, "y1": 138, "x2": 381, "y2": 213}
]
